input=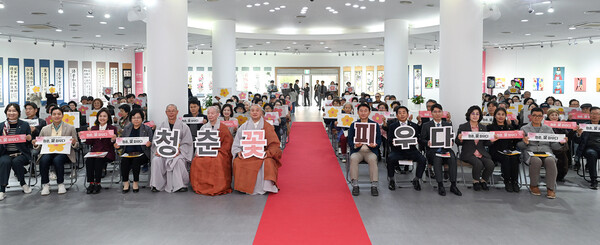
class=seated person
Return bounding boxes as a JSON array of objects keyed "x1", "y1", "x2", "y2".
[
  {"x1": 517, "y1": 108, "x2": 567, "y2": 199},
  {"x1": 420, "y1": 103, "x2": 462, "y2": 196},
  {"x1": 190, "y1": 106, "x2": 233, "y2": 196},
  {"x1": 82, "y1": 108, "x2": 117, "y2": 194},
  {"x1": 334, "y1": 102, "x2": 354, "y2": 163},
  {"x1": 232, "y1": 105, "x2": 282, "y2": 195},
  {"x1": 150, "y1": 104, "x2": 193, "y2": 193},
  {"x1": 456, "y1": 106, "x2": 496, "y2": 191},
  {"x1": 386, "y1": 106, "x2": 427, "y2": 191},
  {"x1": 0, "y1": 104, "x2": 33, "y2": 201},
  {"x1": 546, "y1": 109, "x2": 572, "y2": 182},
  {"x1": 574, "y1": 106, "x2": 600, "y2": 189},
  {"x1": 33, "y1": 107, "x2": 79, "y2": 196},
  {"x1": 348, "y1": 103, "x2": 381, "y2": 196},
  {"x1": 220, "y1": 104, "x2": 239, "y2": 137},
  {"x1": 114, "y1": 109, "x2": 153, "y2": 193},
  {"x1": 487, "y1": 108, "x2": 521, "y2": 192},
  {"x1": 183, "y1": 99, "x2": 208, "y2": 142}
]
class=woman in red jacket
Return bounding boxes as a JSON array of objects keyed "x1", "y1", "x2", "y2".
[{"x1": 83, "y1": 108, "x2": 117, "y2": 194}]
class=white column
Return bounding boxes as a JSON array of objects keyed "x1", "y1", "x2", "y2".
[
  {"x1": 146, "y1": 0, "x2": 188, "y2": 121},
  {"x1": 212, "y1": 20, "x2": 237, "y2": 97},
  {"x1": 439, "y1": 0, "x2": 483, "y2": 125},
  {"x1": 384, "y1": 19, "x2": 409, "y2": 104}
]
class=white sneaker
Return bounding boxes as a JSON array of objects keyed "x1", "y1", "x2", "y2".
[
  {"x1": 49, "y1": 171, "x2": 57, "y2": 180},
  {"x1": 58, "y1": 184, "x2": 67, "y2": 194},
  {"x1": 0, "y1": 192, "x2": 5, "y2": 201},
  {"x1": 41, "y1": 184, "x2": 50, "y2": 196},
  {"x1": 22, "y1": 184, "x2": 32, "y2": 194}
]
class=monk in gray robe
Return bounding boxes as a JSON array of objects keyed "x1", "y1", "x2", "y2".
[
  {"x1": 150, "y1": 104, "x2": 193, "y2": 193},
  {"x1": 232, "y1": 104, "x2": 282, "y2": 195}
]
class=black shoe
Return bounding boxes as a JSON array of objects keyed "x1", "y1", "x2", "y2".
[
  {"x1": 438, "y1": 185, "x2": 446, "y2": 196},
  {"x1": 473, "y1": 182, "x2": 481, "y2": 191},
  {"x1": 481, "y1": 182, "x2": 489, "y2": 191},
  {"x1": 512, "y1": 181, "x2": 520, "y2": 193},
  {"x1": 412, "y1": 179, "x2": 421, "y2": 191},
  {"x1": 94, "y1": 184, "x2": 102, "y2": 194},
  {"x1": 443, "y1": 171, "x2": 449, "y2": 180},
  {"x1": 122, "y1": 187, "x2": 130, "y2": 194},
  {"x1": 151, "y1": 187, "x2": 159, "y2": 192},
  {"x1": 371, "y1": 187, "x2": 379, "y2": 196},
  {"x1": 504, "y1": 181, "x2": 514, "y2": 192},
  {"x1": 86, "y1": 184, "x2": 95, "y2": 194},
  {"x1": 176, "y1": 187, "x2": 188, "y2": 193},
  {"x1": 450, "y1": 185, "x2": 462, "y2": 196},
  {"x1": 352, "y1": 186, "x2": 360, "y2": 196},
  {"x1": 591, "y1": 180, "x2": 598, "y2": 190},
  {"x1": 132, "y1": 188, "x2": 139, "y2": 193},
  {"x1": 388, "y1": 180, "x2": 396, "y2": 191}
]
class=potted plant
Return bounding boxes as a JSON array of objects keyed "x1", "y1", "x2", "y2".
[{"x1": 409, "y1": 95, "x2": 425, "y2": 112}]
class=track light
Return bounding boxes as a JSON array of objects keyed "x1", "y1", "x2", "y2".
[
  {"x1": 51, "y1": 41, "x2": 55, "y2": 47},
  {"x1": 362, "y1": 51, "x2": 365, "y2": 56},
  {"x1": 63, "y1": 42, "x2": 66, "y2": 48},
  {"x1": 58, "y1": 3, "x2": 64, "y2": 14},
  {"x1": 86, "y1": 10, "x2": 94, "y2": 18},
  {"x1": 338, "y1": 52, "x2": 341, "y2": 56},
  {"x1": 410, "y1": 50, "x2": 412, "y2": 55},
  {"x1": 201, "y1": 50, "x2": 204, "y2": 54},
  {"x1": 344, "y1": 52, "x2": 347, "y2": 56},
  {"x1": 540, "y1": 42, "x2": 544, "y2": 48},
  {"x1": 590, "y1": 37, "x2": 594, "y2": 44},
  {"x1": 260, "y1": 51, "x2": 262, "y2": 55},
  {"x1": 34, "y1": 39, "x2": 37, "y2": 45},
  {"x1": 550, "y1": 41, "x2": 554, "y2": 48},
  {"x1": 274, "y1": 51, "x2": 276, "y2": 56},
  {"x1": 8, "y1": 36, "x2": 11, "y2": 42},
  {"x1": 547, "y1": 1, "x2": 554, "y2": 13},
  {"x1": 244, "y1": 51, "x2": 246, "y2": 55},
  {"x1": 254, "y1": 51, "x2": 256, "y2": 55},
  {"x1": 192, "y1": 50, "x2": 195, "y2": 54}
]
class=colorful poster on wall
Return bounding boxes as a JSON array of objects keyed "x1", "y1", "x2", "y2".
[
  {"x1": 597, "y1": 78, "x2": 600, "y2": 92},
  {"x1": 8, "y1": 58, "x2": 19, "y2": 103},
  {"x1": 435, "y1": 79, "x2": 439, "y2": 88},
  {"x1": 0, "y1": 57, "x2": 3, "y2": 106},
  {"x1": 425, "y1": 77, "x2": 433, "y2": 89},
  {"x1": 82, "y1": 61, "x2": 92, "y2": 97},
  {"x1": 376, "y1": 65, "x2": 384, "y2": 94},
  {"x1": 574, "y1": 77, "x2": 586, "y2": 92},
  {"x1": 109, "y1": 62, "x2": 119, "y2": 94},
  {"x1": 354, "y1": 66, "x2": 362, "y2": 94},
  {"x1": 68, "y1": 61, "x2": 78, "y2": 100},
  {"x1": 96, "y1": 62, "x2": 106, "y2": 98},
  {"x1": 553, "y1": 67, "x2": 564, "y2": 94},
  {"x1": 54, "y1": 60, "x2": 65, "y2": 104},
  {"x1": 533, "y1": 78, "x2": 543, "y2": 91},
  {"x1": 495, "y1": 78, "x2": 506, "y2": 89},
  {"x1": 366, "y1": 66, "x2": 375, "y2": 93},
  {"x1": 25, "y1": 59, "x2": 36, "y2": 103},
  {"x1": 413, "y1": 65, "x2": 422, "y2": 96}
]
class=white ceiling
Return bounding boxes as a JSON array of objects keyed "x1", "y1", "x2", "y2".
[{"x1": 0, "y1": 0, "x2": 598, "y2": 52}]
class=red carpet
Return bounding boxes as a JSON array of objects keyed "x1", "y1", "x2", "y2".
[{"x1": 253, "y1": 122, "x2": 371, "y2": 245}]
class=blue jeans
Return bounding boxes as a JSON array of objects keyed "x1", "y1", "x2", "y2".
[{"x1": 40, "y1": 154, "x2": 69, "y2": 184}]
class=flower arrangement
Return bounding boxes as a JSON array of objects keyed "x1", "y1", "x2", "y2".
[{"x1": 411, "y1": 95, "x2": 425, "y2": 105}]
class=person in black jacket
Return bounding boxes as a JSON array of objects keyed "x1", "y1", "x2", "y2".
[
  {"x1": 183, "y1": 99, "x2": 208, "y2": 142},
  {"x1": 487, "y1": 107, "x2": 521, "y2": 192},
  {"x1": 386, "y1": 106, "x2": 427, "y2": 191},
  {"x1": 45, "y1": 84, "x2": 59, "y2": 106},
  {"x1": 0, "y1": 103, "x2": 33, "y2": 200},
  {"x1": 574, "y1": 106, "x2": 600, "y2": 189},
  {"x1": 420, "y1": 103, "x2": 461, "y2": 196},
  {"x1": 303, "y1": 82, "x2": 311, "y2": 106}
]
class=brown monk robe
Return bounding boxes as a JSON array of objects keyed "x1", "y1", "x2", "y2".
[
  {"x1": 232, "y1": 116, "x2": 282, "y2": 195},
  {"x1": 190, "y1": 118, "x2": 233, "y2": 196}
]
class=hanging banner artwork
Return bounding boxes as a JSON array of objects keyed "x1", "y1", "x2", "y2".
[
  {"x1": 96, "y1": 62, "x2": 106, "y2": 98},
  {"x1": 413, "y1": 65, "x2": 422, "y2": 97},
  {"x1": 8, "y1": 58, "x2": 19, "y2": 103},
  {"x1": 377, "y1": 65, "x2": 384, "y2": 94},
  {"x1": 135, "y1": 52, "x2": 144, "y2": 96},
  {"x1": 0, "y1": 57, "x2": 3, "y2": 106},
  {"x1": 109, "y1": 62, "x2": 119, "y2": 94},
  {"x1": 82, "y1": 61, "x2": 92, "y2": 97},
  {"x1": 354, "y1": 66, "x2": 362, "y2": 94},
  {"x1": 25, "y1": 59, "x2": 37, "y2": 103},
  {"x1": 366, "y1": 66, "x2": 375, "y2": 93},
  {"x1": 68, "y1": 61, "x2": 79, "y2": 100},
  {"x1": 553, "y1": 67, "x2": 564, "y2": 94},
  {"x1": 54, "y1": 60, "x2": 65, "y2": 104}
]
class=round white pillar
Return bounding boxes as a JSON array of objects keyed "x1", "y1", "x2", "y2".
[
  {"x1": 439, "y1": 0, "x2": 483, "y2": 125},
  {"x1": 384, "y1": 19, "x2": 409, "y2": 104},
  {"x1": 146, "y1": 0, "x2": 188, "y2": 121},
  {"x1": 212, "y1": 20, "x2": 237, "y2": 97}
]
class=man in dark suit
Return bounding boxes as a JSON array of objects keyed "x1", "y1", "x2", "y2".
[
  {"x1": 419, "y1": 103, "x2": 462, "y2": 196},
  {"x1": 303, "y1": 82, "x2": 311, "y2": 106},
  {"x1": 317, "y1": 80, "x2": 327, "y2": 109},
  {"x1": 293, "y1": 80, "x2": 301, "y2": 107},
  {"x1": 386, "y1": 106, "x2": 427, "y2": 191}
]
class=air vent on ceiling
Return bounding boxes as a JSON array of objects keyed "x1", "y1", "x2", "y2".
[
  {"x1": 545, "y1": 35, "x2": 556, "y2": 37},
  {"x1": 69, "y1": 24, "x2": 82, "y2": 27},
  {"x1": 23, "y1": 24, "x2": 57, "y2": 30},
  {"x1": 72, "y1": 36, "x2": 82, "y2": 39},
  {"x1": 21, "y1": 30, "x2": 33, "y2": 32},
  {"x1": 584, "y1": 10, "x2": 600, "y2": 14},
  {"x1": 399, "y1": 1, "x2": 413, "y2": 4},
  {"x1": 547, "y1": 22, "x2": 563, "y2": 25},
  {"x1": 31, "y1": 12, "x2": 47, "y2": 15},
  {"x1": 574, "y1": 22, "x2": 600, "y2": 29}
]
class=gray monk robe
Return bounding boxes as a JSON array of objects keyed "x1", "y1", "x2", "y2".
[
  {"x1": 231, "y1": 118, "x2": 282, "y2": 195},
  {"x1": 150, "y1": 119, "x2": 193, "y2": 193}
]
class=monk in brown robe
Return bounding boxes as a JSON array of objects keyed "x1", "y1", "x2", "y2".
[
  {"x1": 190, "y1": 106, "x2": 233, "y2": 196},
  {"x1": 231, "y1": 104, "x2": 282, "y2": 195}
]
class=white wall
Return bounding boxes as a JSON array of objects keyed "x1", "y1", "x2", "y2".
[{"x1": 486, "y1": 43, "x2": 600, "y2": 105}]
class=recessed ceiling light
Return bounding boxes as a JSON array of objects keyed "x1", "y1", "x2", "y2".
[
  {"x1": 280, "y1": 6, "x2": 286, "y2": 8},
  {"x1": 118, "y1": 26, "x2": 125, "y2": 30},
  {"x1": 263, "y1": 2, "x2": 269, "y2": 5},
  {"x1": 16, "y1": 20, "x2": 24, "y2": 24},
  {"x1": 345, "y1": 3, "x2": 351, "y2": 6},
  {"x1": 100, "y1": 21, "x2": 107, "y2": 24},
  {"x1": 535, "y1": 12, "x2": 544, "y2": 15},
  {"x1": 269, "y1": 9, "x2": 275, "y2": 12},
  {"x1": 266, "y1": 41, "x2": 270, "y2": 44},
  {"x1": 360, "y1": 6, "x2": 366, "y2": 9},
  {"x1": 326, "y1": 7, "x2": 331, "y2": 10},
  {"x1": 353, "y1": 4, "x2": 359, "y2": 8},
  {"x1": 363, "y1": 45, "x2": 367, "y2": 48},
  {"x1": 275, "y1": 7, "x2": 280, "y2": 10},
  {"x1": 254, "y1": 3, "x2": 260, "y2": 6},
  {"x1": 286, "y1": 46, "x2": 291, "y2": 49},
  {"x1": 379, "y1": 0, "x2": 386, "y2": 2},
  {"x1": 96, "y1": 34, "x2": 101, "y2": 37},
  {"x1": 525, "y1": 33, "x2": 531, "y2": 36},
  {"x1": 292, "y1": 42, "x2": 297, "y2": 44},
  {"x1": 56, "y1": 29, "x2": 62, "y2": 32},
  {"x1": 324, "y1": 46, "x2": 329, "y2": 49},
  {"x1": 200, "y1": 43, "x2": 205, "y2": 46},
  {"x1": 104, "y1": 13, "x2": 111, "y2": 18},
  {"x1": 521, "y1": 19, "x2": 528, "y2": 22},
  {"x1": 333, "y1": 11, "x2": 338, "y2": 14},
  {"x1": 320, "y1": 42, "x2": 324, "y2": 44},
  {"x1": 246, "y1": 4, "x2": 252, "y2": 8},
  {"x1": 569, "y1": 26, "x2": 576, "y2": 30}
]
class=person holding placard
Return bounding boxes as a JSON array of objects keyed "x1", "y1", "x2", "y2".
[
  {"x1": 150, "y1": 104, "x2": 194, "y2": 193},
  {"x1": 183, "y1": 99, "x2": 208, "y2": 142},
  {"x1": 45, "y1": 84, "x2": 59, "y2": 106},
  {"x1": 546, "y1": 109, "x2": 572, "y2": 182},
  {"x1": 456, "y1": 106, "x2": 496, "y2": 191},
  {"x1": 420, "y1": 104, "x2": 462, "y2": 196},
  {"x1": 82, "y1": 108, "x2": 117, "y2": 194},
  {"x1": 115, "y1": 109, "x2": 153, "y2": 193},
  {"x1": 220, "y1": 104, "x2": 238, "y2": 136},
  {"x1": 264, "y1": 103, "x2": 282, "y2": 140},
  {"x1": 386, "y1": 106, "x2": 427, "y2": 191},
  {"x1": 0, "y1": 104, "x2": 33, "y2": 200},
  {"x1": 33, "y1": 107, "x2": 79, "y2": 196},
  {"x1": 348, "y1": 103, "x2": 382, "y2": 196},
  {"x1": 487, "y1": 108, "x2": 522, "y2": 192},
  {"x1": 24, "y1": 102, "x2": 47, "y2": 149},
  {"x1": 190, "y1": 106, "x2": 233, "y2": 196},
  {"x1": 574, "y1": 106, "x2": 600, "y2": 189},
  {"x1": 231, "y1": 104, "x2": 282, "y2": 195},
  {"x1": 518, "y1": 108, "x2": 566, "y2": 199},
  {"x1": 334, "y1": 103, "x2": 355, "y2": 163}
]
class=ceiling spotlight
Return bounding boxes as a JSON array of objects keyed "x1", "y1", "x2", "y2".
[
  {"x1": 540, "y1": 42, "x2": 544, "y2": 48},
  {"x1": 372, "y1": 51, "x2": 375, "y2": 55},
  {"x1": 274, "y1": 52, "x2": 276, "y2": 56},
  {"x1": 547, "y1": 6, "x2": 554, "y2": 13},
  {"x1": 104, "y1": 13, "x2": 111, "y2": 19},
  {"x1": 550, "y1": 41, "x2": 554, "y2": 48},
  {"x1": 0, "y1": 1, "x2": 5, "y2": 9},
  {"x1": 338, "y1": 52, "x2": 341, "y2": 56},
  {"x1": 590, "y1": 37, "x2": 594, "y2": 44},
  {"x1": 345, "y1": 3, "x2": 351, "y2": 6},
  {"x1": 8, "y1": 36, "x2": 11, "y2": 42},
  {"x1": 244, "y1": 51, "x2": 246, "y2": 55},
  {"x1": 344, "y1": 52, "x2": 347, "y2": 56},
  {"x1": 265, "y1": 51, "x2": 268, "y2": 56},
  {"x1": 535, "y1": 12, "x2": 544, "y2": 15},
  {"x1": 100, "y1": 21, "x2": 107, "y2": 24},
  {"x1": 86, "y1": 10, "x2": 94, "y2": 18},
  {"x1": 201, "y1": 50, "x2": 204, "y2": 54},
  {"x1": 351, "y1": 52, "x2": 354, "y2": 56},
  {"x1": 118, "y1": 26, "x2": 125, "y2": 30},
  {"x1": 246, "y1": 4, "x2": 252, "y2": 8},
  {"x1": 260, "y1": 51, "x2": 262, "y2": 55},
  {"x1": 34, "y1": 39, "x2": 37, "y2": 45},
  {"x1": 362, "y1": 51, "x2": 365, "y2": 56},
  {"x1": 192, "y1": 49, "x2": 195, "y2": 54},
  {"x1": 58, "y1": 3, "x2": 64, "y2": 14},
  {"x1": 569, "y1": 26, "x2": 576, "y2": 30},
  {"x1": 51, "y1": 41, "x2": 55, "y2": 47},
  {"x1": 92, "y1": 45, "x2": 95, "y2": 50},
  {"x1": 528, "y1": 5, "x2": 534, "y2": 14},
  {"x1": 63, "y1": 42, "x2": 66, "y2": 48},
  {"x1": 254, "y1": 51, "x2": 256, "y2": 55}
]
